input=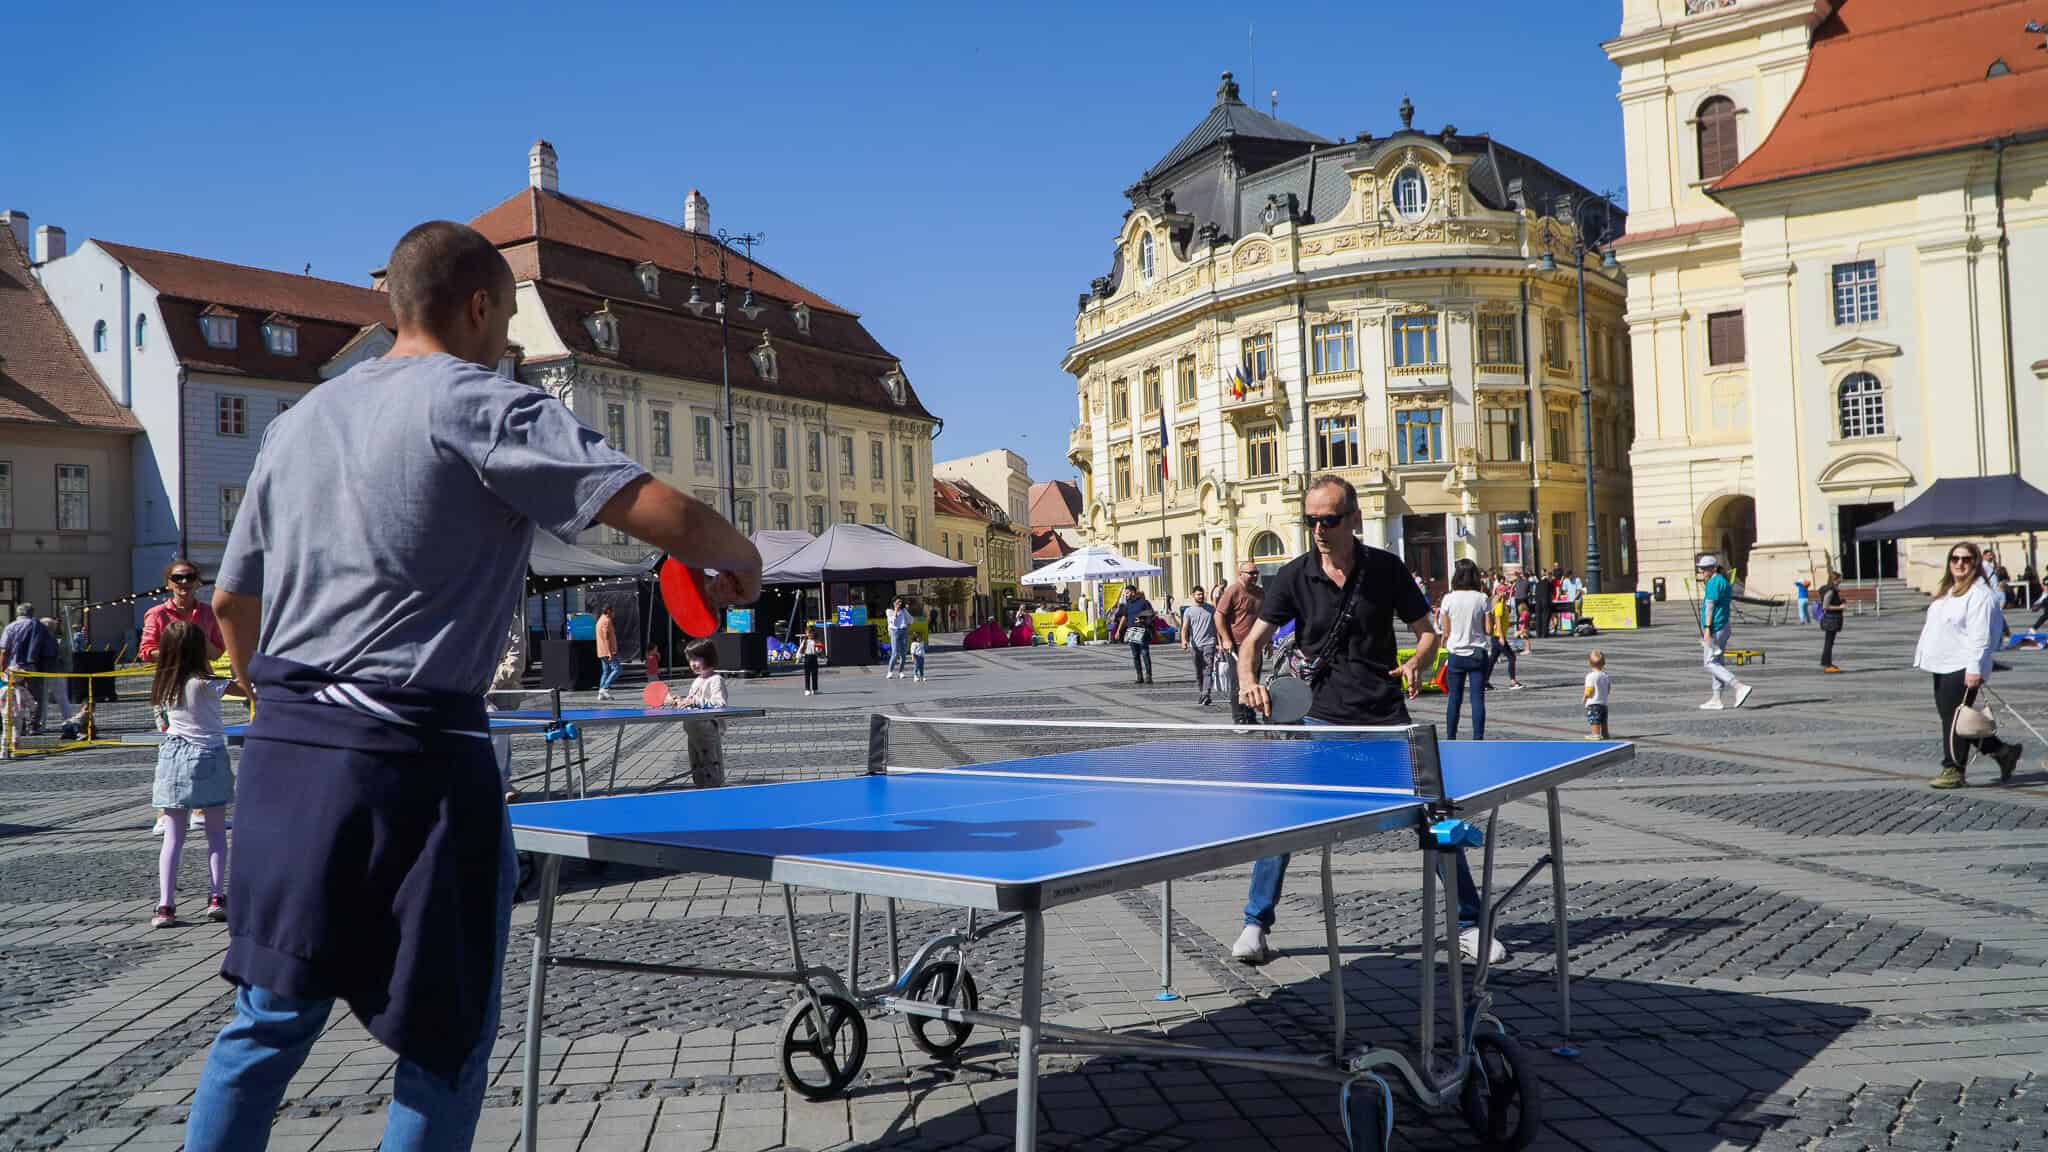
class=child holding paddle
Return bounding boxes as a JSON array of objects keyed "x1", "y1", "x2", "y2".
[
  {"x1": 663, "y1": 638, "x2": 728, "y2": 787},
  {"x1": 147, "y1": 620, "x2": 239, "y2": 928}
]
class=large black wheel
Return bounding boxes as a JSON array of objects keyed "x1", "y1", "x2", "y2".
[
  {"x1": 1459, "y1": 1031, "x2": 1543, "y2": 1149},
  {"x1": 903, "y1": 960, "x2": 978, "y2": 1060},
  {"x1": 1342, "y1": 1076, "x2": 1390, "y2": 1152},
  {"x1": 779, "y1": 993, "x2": 867, "y2": 1101}
]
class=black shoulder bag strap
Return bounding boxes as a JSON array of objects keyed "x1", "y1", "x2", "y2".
[{"x1": 1300, "y1": 546, "x2": 1368, "y2": 687}]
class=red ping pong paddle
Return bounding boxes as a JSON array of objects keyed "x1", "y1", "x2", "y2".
[
  {"x1": 660, "y1": 558, "x2": 718, "y2": 637},
  {"x1": 642, "y1": 680, "x2": 670, "y2": 708}
]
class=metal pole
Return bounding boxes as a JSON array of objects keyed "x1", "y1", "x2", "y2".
[
  {"x1": 718, "y1": 250, "x2": 737, "y2": 522},
  {"x1": 521, "y1": 854, "x2": 562, "y2": 1152},
  {"x1": 1546, "y1": 787, "x2": 1574, "y2": 1047},
  {"x1": 1520, "y1": 280, "x2": 1539, "y2": 573},
  {"x1": 1016, "y1": 910, "x2": 1045, "y2": 1149},
  {"x1": 1576, "y1": 251, "x2": 1601, "y2": 594},
  {"x1": 1157, "y1": 881, "x2": 1178, "y2": 1000}
]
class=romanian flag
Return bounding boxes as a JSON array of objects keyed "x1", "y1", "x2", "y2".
[
  {"x1": 1157, "y1": 407, "x2": 1170, "y2": 483},
  {"x1": 1228, "y1": 364, "x2": 1249, "y2": 401}
]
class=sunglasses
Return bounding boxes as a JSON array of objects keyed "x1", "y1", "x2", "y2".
[
  {"x1": 1949, "y1": 555, "x2": 1976, "y2": 565},
  {"x1": 168, "y1": 573, "x2": 197, "y2": 584},
  {"x1": 1303, "y1": 512, "x2": 1353, "y2": 530}
]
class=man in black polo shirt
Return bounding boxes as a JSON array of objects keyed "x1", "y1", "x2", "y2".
[{"x1": 1232, "y1": 475, "x2": 1501, "y2": 965}]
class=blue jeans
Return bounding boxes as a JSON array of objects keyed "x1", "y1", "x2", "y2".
[
  {"x1": 1442, "y1": 651, "x2": 1488, "y2": 741},
  {"x1": 597, "y1": 657, "x2": 620, "y2": 693},
  {"x1": 912, "y1": 650, "x2": 925, "y2": 677},
  {"x1": 1245, "y1": 717, "x2": 1482, "y2": 929},
  {"x1": 889, "y1": 631, "x2": 911, "y2": 675},
  {"x1": 184, "y1": 816, "x2": 516, "y2": 1151}
]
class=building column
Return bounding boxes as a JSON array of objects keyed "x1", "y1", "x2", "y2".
[{"x1": 1738, "y1": 251, "x2": 1815, "y2": 593}]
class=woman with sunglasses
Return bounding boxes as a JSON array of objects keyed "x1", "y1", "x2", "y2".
[
  {"x1": 1914, "y1": 541, "x2": 2022, "y2": 789},
  {"x1": 138, "y1": 557, "x2": 226, "y2": 664}
]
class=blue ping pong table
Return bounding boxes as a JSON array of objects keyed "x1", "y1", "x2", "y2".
[{"x1": 511, "y1": 716, "x2": 1632, "y2": 1151}]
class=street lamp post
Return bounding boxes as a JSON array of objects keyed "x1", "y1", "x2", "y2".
[
  {"x1": 1537, "y1": 194, "x2": 1620, "y2": 595},
  {"x1": 687, "y1": 229, "x2": 767, "y2": 521}
]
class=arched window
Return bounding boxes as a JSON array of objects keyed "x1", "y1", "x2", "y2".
[
  {"x1": 1138, "y1": 233, "x2": 1155, "y2": 281},
  {"x1": 134, "y1": 314, "x2": 147, "y2": 351},
  {"x1": 92, "y1": 320, "x2": 106, "y2": 353},
  {"x1": 1838, "y1": 372, "x2": 1886, "y2": 439},
  {"x1": 1249, "y1": 531, "x2": 1289, "y2": 581},
  {"x1": 1392, "y1": 167, "x2": 1428, "y2": 220},
  {"x1": 1696, "y1": 96, "x2": 1739, "y2": 181}
]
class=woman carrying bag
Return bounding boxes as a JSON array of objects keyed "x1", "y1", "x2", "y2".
[
  {"x1": 1817, "y1": 570, "x2": 1846, "y2": 673},
  {"x1": 1914, "y1": 542, "x2": 2023, "y2": 789}
]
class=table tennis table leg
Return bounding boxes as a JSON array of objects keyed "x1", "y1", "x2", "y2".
[
  {"x1": 1321, "y1": 846, "x2": 1345, "y2": 1063},
  {"x1": 846, "y1": 893, "x2": 863, "y2": 992},
  {"x1": 608, "y1": 725, "x2": 623, "y2": 796},
  {"x1": 521, "y1": 853, "x2": 562, "y2": 1152},
  {"x1": 1418, "y1": 850, "x2": 1437, "y2": 1087},
  {"x1": 1157, "y1": 881, "x2": 1177, "y2": 1000},
  {"x1": 886, "y1": 899, "x2": 901, "y2": 978},
  {"x1": 1547, "y1": 786, "x2": 1572, "y2": 1040},
  {"x1": 1015, "y1": 909, "x2": 1044, "y2": 1151},
  {"x1": 1441, "y1": 851, "x2": 1466, "y2": 1065}
]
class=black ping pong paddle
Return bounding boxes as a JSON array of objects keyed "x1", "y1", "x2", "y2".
[{"x1": 1264, "y1": 676, "x2": 1313, "y2": 725}]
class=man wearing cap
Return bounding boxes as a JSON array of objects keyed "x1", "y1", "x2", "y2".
[{"x1": 1696, "y1": 553, "x2": 1753, "y2": 710}]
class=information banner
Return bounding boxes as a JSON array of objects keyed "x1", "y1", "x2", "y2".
[
  {"x1": 835, "y1": 605, "x2": 868, "y2": 627},
  {"x1": 1580, "y1": 593, "x2": 1639, "y2": 631}
]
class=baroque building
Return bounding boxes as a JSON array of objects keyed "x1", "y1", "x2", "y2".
[
  {"x1": 462, "y1": 142, "x2": 938, "y2": 558},
  {"x1": 1064, "y1": 76, "x2": 1633, "y2": 598},
  {"x1": 1607, "y1": 0, "x2": 2048, "y2": 594}
]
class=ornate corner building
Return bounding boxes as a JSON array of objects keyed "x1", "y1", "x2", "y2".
[
  {"x1": 1062, "y1": 74, "x2": 1634, "y2": 598},
  {"x1": 1607, "y1": 0, "x2": 2048, "y2": 595}
]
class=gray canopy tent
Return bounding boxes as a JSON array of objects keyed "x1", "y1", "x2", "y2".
[
  {"x1": 1852, "y1": 474, "x2": 2048, "y2": 616},
  {"x1": 760, "y1": 524, "x2": 974, "y2": 652},
  {"x1": 526, "y1": 532, "x2": 659, "y2": 664}
]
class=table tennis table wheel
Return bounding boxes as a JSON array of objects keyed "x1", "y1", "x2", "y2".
[
  {"x1": 779, "y1": 993, "x2": 866, "y2": 1101},
  {"x1": 1458, "y1": 1031, "x2": 1542, "y2": 1150},
  {"x1": 902, "y1": 960, "x2": 978, "y2": 1060}
]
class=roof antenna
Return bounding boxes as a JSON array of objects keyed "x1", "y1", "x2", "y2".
[
  {"x1": 302, "y1": 263, "x2": 311, "y2": 275},
  {"x1": 1248, "y1": 23, "x2": 1255, "y2": 111},
  {"x1": 1270, "y1": 88, "x2": 1279, "y2": 117}
]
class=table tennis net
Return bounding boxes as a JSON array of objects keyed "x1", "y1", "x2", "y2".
[{"x1": 870, "y1": 715, "x2": 1440, "y2": 798}]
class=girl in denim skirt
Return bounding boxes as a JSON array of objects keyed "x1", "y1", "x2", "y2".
[{"x1": 149, "y1": 620, "x2": 238, "y2": 928}]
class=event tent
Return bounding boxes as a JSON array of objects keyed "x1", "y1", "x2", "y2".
[
  {"x1": 761, "y1": 523, "x2": 974, "y2": 584},
  {"x1": 529, "y1": 530, "x2": 659, "y2": 583},
  {"x1": 751, "y1": 531, "x2": 818, "y2": 576},
  {"x1": 1019, "y1": 545, "x2": 1162, "y2": 585},
  {"x1": 1854, "y1": 474, "x2": 2048, "y2": 541}
]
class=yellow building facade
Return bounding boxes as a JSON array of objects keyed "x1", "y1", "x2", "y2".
[
  {"x1": 1064, "y1": 78, "x2": 1633, "y2": 598},
  {"x1": 1608, "y1": 0, "x2": 2048, "y2": 594}
]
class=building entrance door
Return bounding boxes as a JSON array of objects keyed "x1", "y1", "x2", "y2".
[
  {"x1": 1402, "y1": 514, "x2": 1448, "y2": 599},
  {"x1": 1836, "y1": 503, "x2": 1897, "y2": 581}
]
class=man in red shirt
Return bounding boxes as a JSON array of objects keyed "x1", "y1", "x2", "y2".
[
  {"x1": 139, "y1": 557, "x2": 225, "y2": 662},
  {"x1": 1213, "y1": 562, "x2": 1265, "y2": 724}
]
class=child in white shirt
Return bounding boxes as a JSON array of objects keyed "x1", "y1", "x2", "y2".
[
  {"x1": 664, "y1": 639, "x2": 727, "y2": 787},
  {"x1": 911, "y1": 636, "x2": 927, "y2": 682},
  {"x1": 1584, "y1": 649, "x2": 1611, "y2": 739}
]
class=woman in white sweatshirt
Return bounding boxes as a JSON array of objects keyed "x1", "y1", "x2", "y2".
[{"x1": 1914, "y1": 541, "x2": 2021, "y2": 789}]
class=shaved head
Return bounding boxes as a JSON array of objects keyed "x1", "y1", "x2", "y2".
[{"x1": 385, "y1": 221, "x2": 513, "y2": 335}]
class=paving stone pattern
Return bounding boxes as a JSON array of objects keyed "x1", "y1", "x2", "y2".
[
  {"x1": 0, "y1": 768, "x2": 155, "y2": 793},
  {"x1": 1642, "y1": 787, "x2": 2048, "y2": 836},
  {"x1": 3, "y1": 847, "x2": 224, "y2": 905},
  {"x1": 0, "y1": 941, "x2": 174, "y2": 1033}
]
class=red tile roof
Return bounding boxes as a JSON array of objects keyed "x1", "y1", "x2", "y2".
[
  {"x1": 1028, "y1": 480, "x2": 1082, "y2": 529},
  {"x1": 97, "y1": 241, "x2": 392, "y2": 327},
  {"x1": 0, "y1": 227, "x2": 140, "y2": 432},
  {"x1": 1031, "y1": 528, "x2": 1076, "y2": 561},
  {"x1": 469, "y1": 188, "x2": 854, "y2": 316},
  {"x1": 933, "y1": 478, "x2": 986, "y2": 521},
  {"x1": 1611, "y1": 217, "x2": 1740, "y2": 250},
  {"x1": 1714, "y1": 0, "x2": 2048, "y2": 194}
]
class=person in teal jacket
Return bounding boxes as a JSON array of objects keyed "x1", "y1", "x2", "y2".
[{"x1": 1696, "y1": 553, "x2": 1754, "y2": 710}]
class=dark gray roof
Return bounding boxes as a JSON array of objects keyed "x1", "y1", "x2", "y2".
[{"x1": 1142, "y1": 72, "x2": 1330, "y2": 183}]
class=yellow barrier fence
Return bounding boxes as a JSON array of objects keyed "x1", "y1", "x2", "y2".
[{"x1": 2, "y1": 666, "x2": 252, "y2": 758}]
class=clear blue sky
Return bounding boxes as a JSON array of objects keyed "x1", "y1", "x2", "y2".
[{"x1": 8, "y1": 1, "x2": 1625, "y2": 487}]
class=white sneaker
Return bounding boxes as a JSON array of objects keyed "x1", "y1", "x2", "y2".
[
  {"x1": 885, "y1": 672, "x2": 895, "y2": 680},
  {"x1": 1459, "y1": 926, "x2": 1509, "y2": 964},
  {"x1": 1733, "y1": 683, "x2": 1754, "y2": 709},
  {"x1": 804, "y1": 689, "x2": 814, "y2": 696},
  {"x1": 190, "y1": 811, "x2": 205, "y2": 830},
  {"x1": 152, "y1": 814, "x2": 166, "y2": 835},
  {"x1": 1699, "y1": 698, "x2": 1726, "y2": 710},
  {"x1": 1230, "y1": 924, "x2": 1276, "y2": 966}
]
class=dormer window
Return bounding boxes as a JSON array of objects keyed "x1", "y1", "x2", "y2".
[
  {"x1": 635, "y1": 261, "x2": 661, "y2": 297},
  {"x1": 881, "y1": 367, "x2": 908, "y2": 407},
  {"x1": 584, "y1": 300, "x2": 619, "y2": 354},
  {"x1": 791, "y1": 302, "x2": 811, "y2": 336},
  {"x1": 1138, "y1": 233, "x2": 1155, "y2": 281},
  {"x1": 749, "y1": 332, "x2": 779, "y2": 382},
  {"x1": 1393, "y1": 167, "x2": 1429, "y2": 220},
  {"x1": 261, "y1": 315, "x2": 298, "y2": 356},
  {"x1": 199, "y1": 306, "x2": 237, "y2": 349}
]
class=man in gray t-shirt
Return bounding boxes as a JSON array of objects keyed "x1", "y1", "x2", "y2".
[
  {"x1": 1179, "y1": 586, "x2": 1219, "y2": 706},
  {"x1": 186, "y1": 221, "x2": 761, "y2": 1152}
]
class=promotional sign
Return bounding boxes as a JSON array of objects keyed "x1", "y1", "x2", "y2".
[
  {"x1": 725, "y1": 608, "x2": 755, "y2": 634},
  {"x1": 835, "y1": 605, "x2": 868, "y2": 627},
  {"x1": 1580, "y1": 593, "x2": 1640, "y2": 631},
  {"x1": 1499, "y1": 532, "x2": 1526, "y2": 569}
]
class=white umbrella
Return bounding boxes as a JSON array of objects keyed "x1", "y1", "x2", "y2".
[{"x1": 1019, "y1": 545, "x2": 1162, "y2": 585}]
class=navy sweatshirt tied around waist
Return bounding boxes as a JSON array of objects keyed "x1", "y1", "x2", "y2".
[{"x1": 222, "y1": 653, "x2": 505, "y2": 1086}]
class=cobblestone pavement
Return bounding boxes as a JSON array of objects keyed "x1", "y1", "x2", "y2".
[{"x1": 6, "y1": 603, "x2": 2048, "y2": 1150}]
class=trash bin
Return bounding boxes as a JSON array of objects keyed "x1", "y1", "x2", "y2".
[{"x1": 1652, "y1": 577, "x2": 1667, "y2": 602}]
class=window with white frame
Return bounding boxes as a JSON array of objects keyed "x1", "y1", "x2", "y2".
[
  {"x1": 1832, "y1": 260, "x2": 1879, "y2": 325},
  {"x1": 1481, "y1": 407, "x2": 1523, "y2": 462},
  {"x1": 808, "y1": 502, "x2": 826, "y2": 534},
  {"x1": 735, "y1": 498, "x2": 754, "y2": 536},
  {"x1": 807, "y1": 429, "x2": 822, "y2": 472},
  {"x1": 0, "y1": 461, "x2": 11, "y2": 528},
  {"x1": 1112, "y1": 455, "x2": 1131, "y2": 500},
  {"x1": 201, "y1": 313, "x2": 236, "y2": 348},
  {"x1": 839, "y1": 435, "x2": 854, "y2": 477},
  {"x1": 220, "y1": 486, "x2": 245, "y2": 534},
  {"x1": 773, "y1": 500, "x2": 791, "y2": 531},
  {"x1": 51, "y1": 577, "x2": 87, "y2": 627},
  {"x1": 735, "y1": 422, "x2": 752, "y2": 467},
  {"x1": 1838, "y1": 372, "x2": 1886, "y2": 438},
  {"x1": 1544, "y1": 317, "x2": 1567, "y2": 371},
  {"x1": 1243, "y1": 423, "x2": 1278, "y2": 477},
  {"x1": 693, "y1": 414, "x2": 713, "y2": 462},
  {"x1": 1176, "y1": 355, "x2": 1197, "y2": 405},
  {"x1": 218, "y1": 395, "x2": 246, "y2": 436},
  {"x1": 1314, "y1": 414, "x2": 1359, "y2": 469},
  {"x1": 56, "y1": 464, "x2": 88, "y2": 530},
  {"x1": 605, "y1": 404, "x2": 626, "y2": 450},
  {"x1": 1395, "y1": 408, "x2": 1444, "y2": 464},
  {"x1": 901, "y1": 443, "x2": 914, "y2": 484},
  {"x1": 869, "y1": 437, "x2": 884, "y2": 481},
  {"x1": 651, "y1": 409, "x2": 672, "y2": 461},
  {"x1": 1111, "y1": 377, "x2": 1129, "y2": 421},
  {"x1": 1548, "y1": 408, "x2": 1574, "y2": 463},
  {"x1": 903, "y1": 511, "x2": 917, "y2": 543},
  {"x1": 1392, "y1": 167, "x2": 1428, "y2": 220},
  {"x1": 1392, "y1": 314, "x2": 1439, "y2": 367},
  {"x1": 1311, "y1": 322, "x2": 1355, "y2": 374},
  {"x1": 1142, "y1": 367, "x2": 1162, "y2": 413},
  {"x1": 262, "y1": 320, "x2": 297, "y2": 356},
  {"x1": 1139, "y1": 232, "x2": 1155, "y2": 281},
  {"x1": 772, "y1": 425, "x2": 789, "y2": 470},
  {"x1": 840, "y1": 501, "x2": 858, "y2": 524},
  {"x1": 1178, "y1": 428, "x2": 1198, "y2": 487},
  {"x1": 1241, "y1": 333, "x2": 1272, "y2": 384},
  {"x1": 1478, "y1": 312, "x2": 1519, "y2": 366}
]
